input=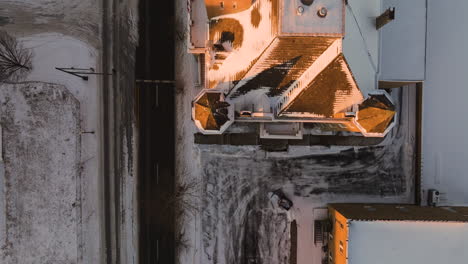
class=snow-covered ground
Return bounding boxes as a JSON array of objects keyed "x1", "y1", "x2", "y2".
[
  {"x1": 0, "y1": 32, "x2": 103, "y2": 263},
  {"x1": 1, "y1": 0, "x2": 100, "y2": 46},
  {"x1": 25, "y1": 33, "x2": 103, "y2": 263},
  {"x1": 1, "y1": 0, "x2": 135, "y2": 263},
  {"x1": 0, "y1": 0, "x2": 138, "y2": 262},
  {"x1": 177, "y1": 79, "x2": 415, "y2": 264},
  {"x1": 194, "y1": 86, "x2": 415, "y2": 264},
  {"x1": 0, "y1": 82, "x2": 80, "y2": 263}
]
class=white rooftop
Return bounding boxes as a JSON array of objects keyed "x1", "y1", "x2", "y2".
[
  {"x1": 342, "y1": 0, "x2": 380, "y2": 96},
  {"x1": 348, "y1": 221, "x2": 468, "y2": 264},
  {"x1": 280, "y1": 0, "x2": 344, "y2": 36}
]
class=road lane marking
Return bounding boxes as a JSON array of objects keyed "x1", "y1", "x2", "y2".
[
  {"x1": 155, "y1": 85, "x2": 159, "y2": 109},
  {"x1": 156, "y1": 239, "x2": 159, "y2": 262},
  {"x1": 155, "y1": 163, "x2": 159, "y2": 184}
]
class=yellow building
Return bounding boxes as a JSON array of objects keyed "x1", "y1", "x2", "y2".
[{"x1": 328, "y1": 203, "x2": 468, "y2": 264}]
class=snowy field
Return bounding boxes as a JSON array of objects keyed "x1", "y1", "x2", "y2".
[
  {"x1": 1, "y1": 1, "x2": 103, "y2": 263},
  {"x1": 1, "y1": 0, "x2": 140, "y2": 260},
  {"x1": 0, "y1": 32, "x2": 104, "y2": 263},
  {"x1": 1, "y1": 0, "x2": 100, "y2": 46},
  {"x1": 0, "y1": 82, "x2": 80, "y2": 263}
]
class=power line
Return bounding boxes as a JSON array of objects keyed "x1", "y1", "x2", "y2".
[{"x1": 346, "y1": 4, "x2": 378, "y2": 72}]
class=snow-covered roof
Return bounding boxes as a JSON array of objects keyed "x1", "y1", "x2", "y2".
[
  {"x1": 279, "y1": 0, "x2": 345, "y2": 36},
  {"x1": 331, "y1": 204, "x2": 468, "y2": 264},
  {"x1": 205, "y1": 0, "x2": 254, "y2": 19},
  {"x1": 353, "y1": 91, "x2": 396, "y2": 137},
  {"x1": 192, "y1": 90, "x2": 235, "y2": 134},
  {"x1": 278, "y1": 54, "x2": 363, "y2": 118},
  {"x1": 228, "y1": 36, "x2": 338, "y2": 99},
  {"x1": 348, "y1": 221, "x2": 468, "y2": 264},
  {"x1": 206, "y1": 0, "x2": 278, "y2": 90},
  {"x1": 330, "y1": 203, "x2": 468, "y2": 222},
  {"x1": 189, "y1": 0, "x2": 392, "y2": 137}
]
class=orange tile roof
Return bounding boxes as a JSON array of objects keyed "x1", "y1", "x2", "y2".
[
  {"x1": 229, "y1": 36, "x2": 337, "y2": 98},
  {"x1": 280, "y1": 55, "x2": 362, "y2": 117},
  {"x1": 356, "y1": 94, "x2": 396, "y2": 134},
  {"x1": 194, "y1": 93, "x2": 230, "y2": 130}
]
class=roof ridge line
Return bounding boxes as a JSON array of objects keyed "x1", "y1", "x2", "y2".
[{"x1": 275, "y1": 39, "x2": 342, "y2": 115}]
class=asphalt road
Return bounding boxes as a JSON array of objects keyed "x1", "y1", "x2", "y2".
[{"x1": 136, "y1": 0, "x2": 175, "y2": 263}]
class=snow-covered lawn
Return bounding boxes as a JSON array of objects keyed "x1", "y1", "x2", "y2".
[
  {"x1": 1, "y1": 26, "x2": 102, "y2": 264},
  {"x1": 0, "y1": 82, "x2": 80, "y2": 263}
]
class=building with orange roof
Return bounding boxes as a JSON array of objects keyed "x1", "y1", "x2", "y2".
[{"x1": 188, "y1": 0, "x2": 399, "y2": 138}]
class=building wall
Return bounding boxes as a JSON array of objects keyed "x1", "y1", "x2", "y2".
[
  {"x1": 312, "y1": 122, "x2": 360, "y2": 133},
  {"x1": 328, "y1": 207, "x2": 349, "y2": 264}
]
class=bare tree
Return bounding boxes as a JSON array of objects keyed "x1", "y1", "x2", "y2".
[
  {"x1": 160, "y1": 176, "x2": 200, "y2": 254},
  {"x1": 0, "y1": 30, "x2": 33, "y2": 82}
]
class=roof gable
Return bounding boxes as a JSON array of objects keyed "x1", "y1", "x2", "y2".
[
  {"x1": 228, "y1": 36, "x2": 337, "y2": 99},
  {"x1": 279, "y1": 54, "x2": 362, "y2": 117}
]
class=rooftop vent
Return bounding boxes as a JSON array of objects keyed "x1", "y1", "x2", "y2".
[{"x1": 301, "y1": 0, "x2": 314, "y2": 6}]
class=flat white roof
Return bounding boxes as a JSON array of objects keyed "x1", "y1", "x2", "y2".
[
  {"x1": 348, "y1": 221, "x2": 468, "y2": 264},
  {"x1": 422, "y1": 0, "x2": 468, "y2": 206},
  {"x1": 280, "y1": 0, "x2": 344, "y2": 36},
  {"x1": 379, "y1": 0, "x2": 427, "y2": 81},
  {"x1": 342, "y1": 0, "x2": 380, "y2": 96}
]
